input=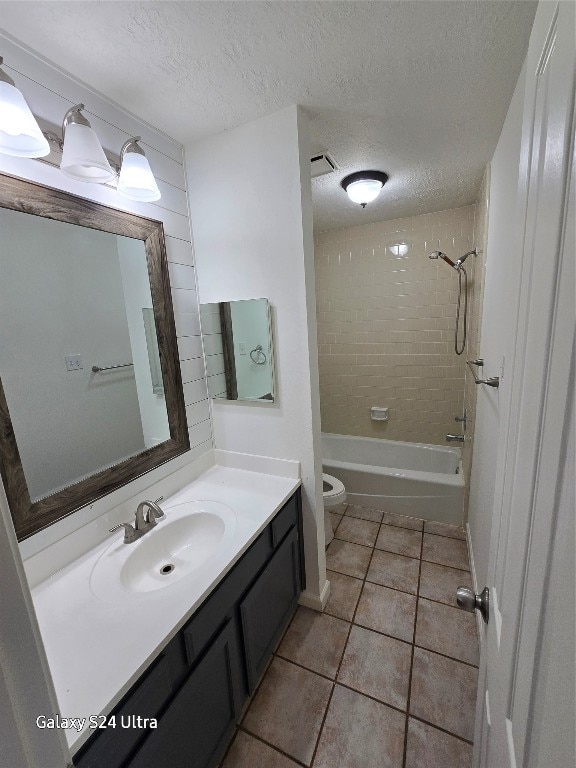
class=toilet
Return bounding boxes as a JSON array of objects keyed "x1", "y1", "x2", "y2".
[{"x1": 322, "y1": 473, "x2": 346, "y2": 546}]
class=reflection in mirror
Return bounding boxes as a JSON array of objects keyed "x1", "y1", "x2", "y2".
[
  {"x1": 200, "y1": 298, "x2": 275, "y2": 402},
  {"x1": 0, "y1": 208, "x2": 171, "y2": 502}
]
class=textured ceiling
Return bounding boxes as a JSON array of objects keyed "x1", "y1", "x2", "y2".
[{"x1": 0, "y1": 1, "x2": 536, "y2": 230}]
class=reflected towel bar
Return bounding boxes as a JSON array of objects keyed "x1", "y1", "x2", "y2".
[
  {"x1": 467, "y1": 359, "x2": 499, "y2": 388},
  {"x1": 92, "y1": 363, "x2": 134, "y2": 373}
]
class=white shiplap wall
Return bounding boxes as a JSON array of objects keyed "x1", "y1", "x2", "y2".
[{"x1": 0, "y1": 34, "x2": 213, "y2": 524}]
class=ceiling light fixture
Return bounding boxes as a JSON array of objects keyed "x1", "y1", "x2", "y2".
[
  {"x1": 60, "y1": 104, "x2": 116, "y2": 183},
  {"x1": 117, "y1": 137, "x2": 161, "y2": 202},
  {"x1": 0, "y1": 56, "x2": 49, "y2": 158},
  {"x1": 341, "y1": 170, "x2": 389, "y2": 208}
]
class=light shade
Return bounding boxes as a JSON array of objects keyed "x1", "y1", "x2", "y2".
[
  {"x1": 0, "y1": 80, "x2": 49, "y2": 158},
  {"x1": 117, "y1": 144, "x2": 161, "y2": 202},
  {"x1": 346, "y1": 179, "x2": 383, "y2": 206},
  {"x1": 60, "y1": 122, "x2": 116, "y2": 183},
  {"x1": 341, "y1": 170, "x2": 389, "y2": 208}
]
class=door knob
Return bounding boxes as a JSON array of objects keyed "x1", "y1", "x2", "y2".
[{"x1": 456, "y1": 586, "x2": 489, "y2": 624}]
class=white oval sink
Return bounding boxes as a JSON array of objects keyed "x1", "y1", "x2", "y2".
[{"x1": 90, "y1": 500, "x2": 237, "y2": 600}]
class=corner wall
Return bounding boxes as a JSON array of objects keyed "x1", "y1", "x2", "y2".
[
  {"x1": 467, "y1": 62, "x2": 528, "y2": 590},
  {"x1": 186, "y1": 106, "x2": 326, "y2": 606}
]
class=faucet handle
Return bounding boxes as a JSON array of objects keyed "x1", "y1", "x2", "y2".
[{"x1": 109, "y1": 522, "x2": 137, "y2": 543}]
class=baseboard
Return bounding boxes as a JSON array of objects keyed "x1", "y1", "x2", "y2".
[
  {"x1": 299, "y1": 578, "x2": 331, "y2": 612},
  {"x1": 466, "y1": 522, "x2": 485, "y2": 642}
]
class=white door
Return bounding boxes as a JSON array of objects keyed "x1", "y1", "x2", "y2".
[{"x1": 473, "y1": 2, "x2": 575, "y2": 767}]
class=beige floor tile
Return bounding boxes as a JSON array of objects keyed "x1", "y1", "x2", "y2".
[
  {"x1": 376, "y1": 525, "x2": 422, "y2": 558},
  {"x1": 328, "y1": 502, "x2": 348, "y2": 516},
  {"x1": 242, "y1": 657, "x2": 332, "y2": 765},
  {"x1": 338, "y1": 625, "x2": 411, "y2": 710},
  {"x1": 422, "y1": 533, "x2": 470, "y2": 571},
  {"x1": 410, "y1": 648, "x2": 478, "y2": 741},
  {"x1": 424, "y1": 520, "x2": 466, "y2": 540},
  {"x1": 277, "y1": 607, "x2": 350, "y2": 679},
  {"x1": 336, "y1": 516, "x2": 380, "y2": 548},
  {"x1": 329, "y1": 512, "x2": 343, "y2": 532},
  {"x1": 324, "y1": 570, "x2": 363, "y2": 622},
  {"x1": 313, "y1": 685, "x2": 405, "y2": 768},
  {"x1": 345, "y1": 504, "x2": 384, "y2": 523},
  {"x1": 367, "y1": 549, "x2": 420, "y2": 594},
  {"x1": 222, "y1": 731, "x2": 300, "y2": 768},
  {"x1": 419, "y1": 561, "x2": 473, "y2": 607},
  {"x1": 415, "y1": 598, "x2": 479, "y2": 666},
  {"x1": 355, "y1": 582, "x2": 417, "y2": 642},
  {"x1": 382, "y1": 511, "x2": 424, "y2": 531},
  {"x1": 326, "y1": 539, "x2": 372, "y2": 579},
  {"x1": 405, "y1": 719, "x2": 472, "y2": 768}
]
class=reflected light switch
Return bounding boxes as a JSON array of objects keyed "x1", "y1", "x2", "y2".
[
  {"x1": 238, "y1": 342, "x2": 247, "y2": 355},
  {"x1": 65, "y1": 354, "x2": 83, "y2": 371}
]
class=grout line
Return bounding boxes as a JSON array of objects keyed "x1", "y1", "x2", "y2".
[
  {"x1": 309, "y1": 511, "x2": 389, "y2": 766},
  {"x1": 401, "y1": 518, "x2": 425, "y2": 768},
  {"x1": 407, "y1": 714, "x2": 475, "y2": 747},
  {"x1": 421, "y1": 555, "x2": 471, "y2": 572},
  {"x1": 237, "y1": 725, "x2": 309, "y2": 767}
]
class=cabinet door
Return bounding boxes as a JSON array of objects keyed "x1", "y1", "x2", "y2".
[
  {"x1": 129, "y1": 619, "x2": 239, "y2": 768},
  {"x1": 239, "y1": 527, "x2": 300, "y2": 691}
]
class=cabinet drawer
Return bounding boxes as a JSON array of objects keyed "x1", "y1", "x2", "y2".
[
  {"x1": 240, "y1": 527, "x2": 300, "y2": 691},
  {"x1": 183, "y1": 527, "x2": 272, "y2": 664},
  {"x1": 74, "y1": 654, "x2": 172, "y2": 768},
  {"x1": 129, "y1": 620, "x2": 239, "y2": 768},
  {"x1": 270, "y1": 495, "x2": 298, "y2": 548}
]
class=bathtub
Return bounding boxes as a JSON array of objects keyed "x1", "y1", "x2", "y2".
[{"x1": 322, "y1": 432, "x2": 464, "y2": 525}]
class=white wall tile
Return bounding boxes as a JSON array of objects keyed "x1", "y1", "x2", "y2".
[
  {"x1": 180, "y1": 357, "x2": 206, "y2": 383},
  {"x1": 177, "y1": 336, "x2": 204, "y2": 361},
  {"x1": 183, "y1": 379, "x2": 208, "y2": 406},
  {"x1": 315, "y1": 205, "x2": 480, "y2": 446},
  {"x1": 186, "y1": 399, "x2": 210, "y2": 427},
  {"x1": 168, "y1": 262, "x2": 196, "y2": 290}
]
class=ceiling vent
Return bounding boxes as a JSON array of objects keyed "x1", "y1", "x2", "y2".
[{"x1": 311, "y1": 152, "x2": 337, "y2": 178}]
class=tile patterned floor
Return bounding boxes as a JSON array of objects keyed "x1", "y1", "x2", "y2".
[{"x1": 221, "y1": 506, "x2": 478, "y2": 768}]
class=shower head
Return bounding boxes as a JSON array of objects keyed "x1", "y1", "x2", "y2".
[
  {"x1": 429, "y1": 249, "x2": 477, "y2": 270},
  {"x1": 428, "y1": 251, "x2": 457, "y2": 269},
  {"x1": 454, "y1": 249, "x2": 478, "y2": 270}
]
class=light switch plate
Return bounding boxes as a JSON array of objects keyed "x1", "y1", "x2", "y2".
[{"x1": 65, "y1": 354, "x2": 83, "y2": 371}]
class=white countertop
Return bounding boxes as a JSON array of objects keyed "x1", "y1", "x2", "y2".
[{"x1": 29, "y1": 458, "x2": 300, "y2": 753}]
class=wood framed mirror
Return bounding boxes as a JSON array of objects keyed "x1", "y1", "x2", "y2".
[{"x1": 0, "y1": 173, "x2": 189, "y2": 540}]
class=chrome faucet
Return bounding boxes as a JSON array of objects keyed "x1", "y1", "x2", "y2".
[
  {"x1": 109, "y1": 497, "x2": 165, "y2": 543},
  {"x1": 446, "y1": 434, "x2": 465, "y2": 443}
]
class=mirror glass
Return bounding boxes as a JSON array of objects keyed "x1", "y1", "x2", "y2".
[
  {"x1": 200, "y1": 298, "x2": 275, "y2": 402},
  {"x1": 0, "y1": 207, "x2": 170, "y2": 502}
]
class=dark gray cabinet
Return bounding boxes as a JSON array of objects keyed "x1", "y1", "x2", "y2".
[
  {"x1": 240, "y1": 528, "x2": 300, "y2": 690},
  {"x1": 74, "y1": 489, "x2": 303, "y2": 768},
  {"x1": 129, "y1": 620, "x2": 239, "y2": 768}
]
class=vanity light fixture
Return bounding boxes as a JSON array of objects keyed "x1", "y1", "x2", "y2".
[
  {"x1": 117, "y1": 137, "x2": 161, "y2": 202},
  {"x1": 0, "y1": 56, "x2": 50, "y2": 158},
  {"x1": 60, "y1": 104, "x2": 116, "y2": 183},
  {"x1": 341, "y1": 170, "x2": 389, "y2": 208}
]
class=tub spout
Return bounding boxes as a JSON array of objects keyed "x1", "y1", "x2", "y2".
[{"x1": 446, "y1": 434, "x2": 465, "y2": 443}]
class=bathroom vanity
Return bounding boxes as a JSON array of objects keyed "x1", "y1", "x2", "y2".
[{"x1": 26, "y1": 459, "x2": 303, "y2": 768}]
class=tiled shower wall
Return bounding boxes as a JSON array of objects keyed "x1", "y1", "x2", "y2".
[
  {"x1": 314, "y1": 204, "x2": 480, "y2": 447},
  {"x1": 462, "y1": 170, "x2": 489, "y2": 508}
]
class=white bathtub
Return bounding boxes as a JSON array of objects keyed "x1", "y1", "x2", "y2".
[{"x1": 322, "y1": 433, "x2": 464, "y2": 525}]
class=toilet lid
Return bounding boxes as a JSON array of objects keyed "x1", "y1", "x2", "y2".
[{"x1": 322, "y1": 473, "x2": 345, "y2": 498}]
